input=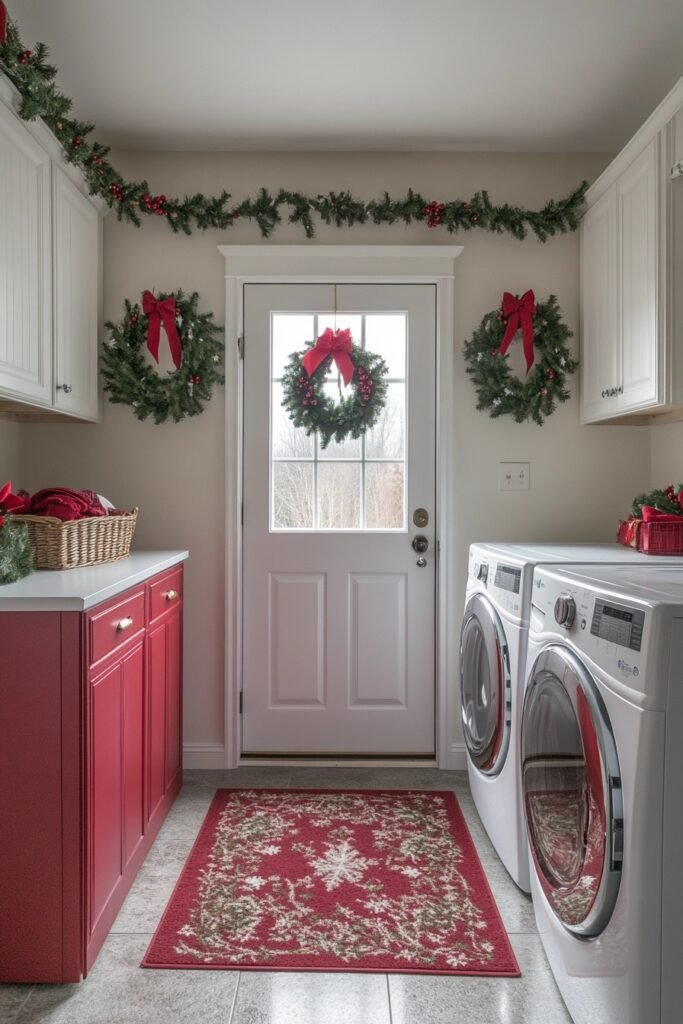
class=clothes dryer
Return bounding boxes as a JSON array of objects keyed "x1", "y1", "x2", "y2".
[
  {"x1": 461, "y1": 543, "x2": 683, "y2": 892},
  {"x1": 521, "y1": 564, "x2": 683, "y2": 1024}
]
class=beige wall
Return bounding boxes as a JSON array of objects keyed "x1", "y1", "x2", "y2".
[
  {"x1": 650, "y1": 422, "x2": 683, "y2": 486},
  {"x1": 16, "y1": 149, "x2": 655, "y2": 760},
  {"x1": 0, "y1": 421, "x2": 21, "y2": 484}
]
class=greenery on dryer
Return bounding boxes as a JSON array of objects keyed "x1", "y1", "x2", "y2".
[
  {"x1": 0, "y1": 15, "x2": 588, "y2": 241},
  {"x1": 631, "y1": 485, "x2": 683, "y2": 518},
  {"x1": 463, "y1": 295, "x2": 578, "y2": 425},
  {"x1": 102, "y1": 291, "x2": 224, "y2": 424}
]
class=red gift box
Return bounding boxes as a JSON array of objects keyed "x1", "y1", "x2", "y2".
[{"x1": 617, "y1": 516, "x2": 683, "y2": 555}]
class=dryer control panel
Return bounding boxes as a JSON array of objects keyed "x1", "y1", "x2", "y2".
[
  {"x1": 468, "y1": 551, "x2": 524, "y2": 615},
  {"x1": 591, "y1": 601, "x2": 645, "y2": 652}
]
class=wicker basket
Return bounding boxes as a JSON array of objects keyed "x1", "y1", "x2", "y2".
[{"x1": 13, "y1": 509, "x2": 138, "y2": 570}]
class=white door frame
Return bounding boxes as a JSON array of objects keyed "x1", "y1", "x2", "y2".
[{"x1": 219, "y1": 245, "x2": 463, "y2": 770}]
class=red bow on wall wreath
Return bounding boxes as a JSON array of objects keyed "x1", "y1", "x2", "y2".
[
  {"x1": 498, "y1": 289, "x2": 537, "y2": 373},
  {"x1": 281, "y1": 329, "x2": 389, "y2": 448},
  {"x1": 463, "y1": 292, "x2": 578, "y2": 425},
  {"x1": 142, "y1": 290, "x2": 183, "y2": 369}
]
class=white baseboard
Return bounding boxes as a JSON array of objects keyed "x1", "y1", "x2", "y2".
[
  {"x1": 183, "y1": 743, "x2": 226, "y2": 769},
  {"x1": 446, "y1": 743, "x2": 468, "y2": 771}
]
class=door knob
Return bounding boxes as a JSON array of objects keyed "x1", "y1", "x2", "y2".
[{"x1": 412, "y1": 535, "x2": 429, "y2": 554}]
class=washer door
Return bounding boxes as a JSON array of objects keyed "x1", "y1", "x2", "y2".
[
  {"x1": 460, "y1": 593, "x2": 511, "y2": 776},
  {"x1": 521, "y1": 644, "x2": 623, "y2": 937}
]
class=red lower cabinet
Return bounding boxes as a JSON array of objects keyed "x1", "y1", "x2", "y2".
[{"x1": 0, "y1": 564, "x2": 184, "y2": 982}]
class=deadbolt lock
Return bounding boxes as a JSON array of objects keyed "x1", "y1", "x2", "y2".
[
  {"x1": 413, "y1": 508, "x2": 429, "y2": 528},
  {"x1": 412, "y1": 535, "x2": 429, "y2": 554}
]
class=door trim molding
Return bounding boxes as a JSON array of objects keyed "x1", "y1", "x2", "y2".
[{"x1": 219, "y1": 245, "x2": 463, "y2": 769}]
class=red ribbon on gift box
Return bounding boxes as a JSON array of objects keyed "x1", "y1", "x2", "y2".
[
  {"x1": 641, "y1": 506, "x2": 683, "y2": 523},
  {"x1": 498, "y1": 290, "x2": 536, "y2": 373},
  {"x1": 302, "y1": 327, "x2": 354, "y2": 387}
]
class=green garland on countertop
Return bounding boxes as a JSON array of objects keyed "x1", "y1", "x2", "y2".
[
  {"x1": 0, "y1": 519, "x2": 32, "y2": 584},
  {"x1": 0, "y1": 14, "x2": 588, "y2": 240}
]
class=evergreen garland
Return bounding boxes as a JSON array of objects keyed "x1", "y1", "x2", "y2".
[
  {"x1": 0, "y1": 15, "x2": 588, "y2": 241},
  {"x1": 281, "y1": 342, "x2": 389, "y2": 449},
  {"x1": 463, "y1": 295, "x2": 578, "y2": 425},
  {"x1": 102, "y1": 291, "x2": 224, "y2": 424},
  {"x1": 0, "y1": 519, "x2": 32, "y2": 584}
]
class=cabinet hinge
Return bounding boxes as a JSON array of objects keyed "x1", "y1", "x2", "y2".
[
  {"x1": 237, "y1": 335, "x2": 244, "y2": 360},
  {"x1": 239, "y1": 691, "x2": 243, "y2": 714}
]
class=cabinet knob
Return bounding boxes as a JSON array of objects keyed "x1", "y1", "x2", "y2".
[
  {"x1": 165, "y1": 589, "x2": 178, "y2": 602},
  {"x1": 56, "y1": 383, "x2": 73, "y2": 394},
  {"x1": 116, "y1": 616, "x2": 134, "y2": 632}
]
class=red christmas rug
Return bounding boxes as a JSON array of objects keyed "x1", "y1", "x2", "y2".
[{"x1": 142, "y1": 789, "x2": 520, "y2": 976}]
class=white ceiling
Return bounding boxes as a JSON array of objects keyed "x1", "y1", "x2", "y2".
[{"x1": 12, "y1": 0, "x2": 683, "y2": 152}]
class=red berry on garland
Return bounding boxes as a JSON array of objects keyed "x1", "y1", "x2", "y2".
[
  {"x1": 56, "y1": 120, "x2": 63, "y2": 130},
  {"x1": 72, "y1": 136, "x2": 83, "y2": 149},
  {"x1": 546, "y1": 368, "x2": 556, "y2": 380},
  {"x1": 18, "y1": 49, "x2": 33, "y2": 64},
  {"x1": 189, "y1": 373, "x2": 202, "y2": 386},
  {"x1": 460, "y1": 202, "x2": 469, "y2": 211},
  {"x1": 470, "y1": 213, "x2": 480, "y2": 223},
  {"x1": 423, "y1": 201, "x2": 446, "y2": 228},
  {"x1": 232, "y1": 211, "x2": 240, "y2": 219}
]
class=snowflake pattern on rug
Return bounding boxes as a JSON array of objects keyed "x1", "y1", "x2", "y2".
[{"x1": 144, "y1": 789, "x2": 519, "y2": 975}]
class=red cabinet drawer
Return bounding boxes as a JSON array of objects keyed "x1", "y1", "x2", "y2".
[
  {"x1": 88, "y1": 589, "x2": 145, "y2": 667},
  {"x1": 149, "y1": 567, "x2": 183, "y2": 623}
]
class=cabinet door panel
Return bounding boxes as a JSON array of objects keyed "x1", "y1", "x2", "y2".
[
  {"x1": 165, "y1": 607, "x2": 182, "y2": 789},
  {"x1": 580, "y1": 187, "x2": 619, "y2": 422},
  {"x1": 147, "y1": 622, "x2": 167, "y2": 821},
  {"x1": 53, "y1": 166, "x2": 100, "y2": 420},
  {"x1": 618, "y1": 139, "x2": 660, "y2": 410},
  {"x1": 122, "y1": 643, "x2": 145, "y2": 867},
  {"x1": 0, "y1": 102, "x2": 51, "y2": 405},
  {"x1": 90, "y1": 661, "x2": 123, "y2": 932}
]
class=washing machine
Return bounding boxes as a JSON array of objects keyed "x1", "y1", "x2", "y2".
[
  {"x1": 521, "y1": 563, "x2": 683, "y2": 1024},
  {"x1": 460, "y1": 542, "x2": 683, "y2": 892}
]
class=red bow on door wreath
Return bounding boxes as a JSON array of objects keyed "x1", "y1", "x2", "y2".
[
  {"x1": 0, "y1": 4, "x2": 7, "y2": 45},
  {"x1": 302, "y1": 327, "x2": 354, "y2": 386},
  {"x1": 142, "y1": 290, "x2": 183, "y2": 369},
  {"x1": 498, "y1": 290, "x2": 537, "y2": 373}
]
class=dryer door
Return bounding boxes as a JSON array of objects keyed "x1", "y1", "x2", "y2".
[
  {"x1": 460, "y1": 593, "x2": 511, "y2": 775},
  {"x1": 521, "y1": 644, "x2": 623, "y2": 937}
]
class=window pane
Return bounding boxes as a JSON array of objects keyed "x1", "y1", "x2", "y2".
[
  {"x1": 364, "y1": 383, "x2": 405, "y2": 459},
  {"x1": 317, "y1": 314, "x2": 363, "y2": 342},
  {"x1": 318, "y1": 463, "x2": 361, "y2": 530},
  {"x1": 272, "y1": 462, "x2": 314, "y2": 529},
  {"x1": 272, "y1": 382, "x2": 314, "y2": 459},
  {"x1": 365, "y1": 463, "x2": 405, "y2": 529},
  {"x1": 365, "y1": 314, "x2": 406, "y2": 378},
  {"x1": 272, "y1": 314, "x2": 315, "y2": 379}
]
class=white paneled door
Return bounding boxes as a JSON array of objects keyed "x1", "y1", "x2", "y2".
[{"x1": 242, "y1": 284, "x2": 436, "y2": 755}]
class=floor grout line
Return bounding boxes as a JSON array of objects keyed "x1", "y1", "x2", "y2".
[
  {"x1": 227, "y1": 971, "x2": 242, "y2": 1024},
  {"x1": 385, "y1": 973, "x2": 393, "y2": 1024}
]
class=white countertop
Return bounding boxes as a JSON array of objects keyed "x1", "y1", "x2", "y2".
[{"x1": 0, "y1": 550, "x2": 189, "y2": 611}]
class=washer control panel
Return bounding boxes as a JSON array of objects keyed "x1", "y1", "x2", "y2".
[{"x1": 469, "y1": 551, "x2": 524, "y2": 615}]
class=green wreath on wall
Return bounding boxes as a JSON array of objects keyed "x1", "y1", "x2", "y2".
[{"x1": 463, "y1": 292, "x2": 578, "y2": 425}]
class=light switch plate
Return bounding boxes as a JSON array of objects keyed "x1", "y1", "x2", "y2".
[{"x1": 498, "y1": 462, "x2": 530, "y2": 491}]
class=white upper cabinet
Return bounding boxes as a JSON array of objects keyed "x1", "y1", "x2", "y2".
[
  {"x1": 0, "y1": 100, "x2": 52, "y2": 406},
  {"x1": 0, "y1": 76, "x2": 103, "y2": 421},
  {"x1": 580, "y1": 78, "x2": 683, "y2": 423},
  {"x1": 53, "y1": 167, "x2": 100, "y2": 421}
]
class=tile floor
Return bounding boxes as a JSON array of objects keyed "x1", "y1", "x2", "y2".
[{"x1": 0, "y1": 768, "x2": 572, "y2": 1024}]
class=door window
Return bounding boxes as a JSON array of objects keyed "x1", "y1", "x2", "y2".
[{"x1": 270, "y1": 312, "x2": 407, "y2": 531}]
